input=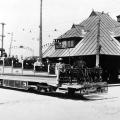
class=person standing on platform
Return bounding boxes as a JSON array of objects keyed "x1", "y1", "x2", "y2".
[
  {"x1": 55, "y1": 58, "x2": 65, "y2": 84},
  {"x1": 46, "y1": 58, "x2": 50, "y2": 74}
]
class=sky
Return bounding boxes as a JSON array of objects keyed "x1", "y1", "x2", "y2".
[{"x1": 0, "y1": 0, "x2": 120, "y2": 57}]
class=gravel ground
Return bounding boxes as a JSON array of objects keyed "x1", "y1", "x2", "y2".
[{"x1": 0, "y1": 86, "x2": 120, "y2": 120}]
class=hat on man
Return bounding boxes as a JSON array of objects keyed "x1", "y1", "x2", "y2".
[{"x1": 58, "y1": 58, "x2": 63, "y2": 61}]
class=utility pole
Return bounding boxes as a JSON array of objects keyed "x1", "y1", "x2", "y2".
[
  {"x1": 0, "y1": 23, "x2": 6, "y2": 56},
  {"x1": 8, "y1": 32, "x2": 13, "y2": 57},
  {"x1": 96, "y1": 19, "x2": 101, "y2": 67},
  {"x1": 39, "y1": 0, "x2": 43, "y2": 64}
]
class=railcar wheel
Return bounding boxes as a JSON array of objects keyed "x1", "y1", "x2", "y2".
[
  {"x1": 41, "y1": 88, "x2": 47, "y2": 92},
  {"x1": 37, "y1": 87, "x2": 41, "y2": 93},
  {"x1": 48, "y1": 86, "x2": 57, "y2": 93},
  {"x1": 68, "y1": 88, "x2": 75, "y2": 95},
  {"x1": 80, "y1": 88, "x2": 86, "y2": 95}
]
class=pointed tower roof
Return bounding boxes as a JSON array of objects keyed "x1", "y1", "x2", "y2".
[{"x1": 89, "y1": 10, "x2": 98, "y2": 17}]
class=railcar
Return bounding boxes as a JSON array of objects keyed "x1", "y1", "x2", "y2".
[{"x1": 0, "y1": 64, "x2": 108, "y2": 96}]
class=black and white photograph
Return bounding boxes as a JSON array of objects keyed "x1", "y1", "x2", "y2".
[{"x1": 0, "y1": 0, "x2": 120, "y2": 120}]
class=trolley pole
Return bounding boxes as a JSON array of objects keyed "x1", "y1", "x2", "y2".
[
  {"x1": 39, "y1": 0, "x2": 43, "y2": 64},
  {"x1": 96, "y1": 19, "x2": 101, "y2": 67},
  {"x1": 0, "y1": 23, "x2": 6, "y2": 56}
]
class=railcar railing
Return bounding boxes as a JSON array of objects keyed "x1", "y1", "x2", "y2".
[
  {"x1": 0, "y1": 57, "x2": 48, "y2": 75},
  {"x1": 59, "y1": 66, "x2": 103, "y2": 84}
]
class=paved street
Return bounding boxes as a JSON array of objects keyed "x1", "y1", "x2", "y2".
[{"x1": 0, "y1": 86, "x2": 120, "y2": 120}]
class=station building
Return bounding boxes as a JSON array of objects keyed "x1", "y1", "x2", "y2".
[{"x1": 43, "y1": 10, "x2": 120, "y2": 83}]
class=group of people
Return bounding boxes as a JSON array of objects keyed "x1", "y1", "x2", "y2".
[
  {"x1": 54, "y1": 57, "x2": 103, "y2": 84},
  {"x1": 55, "y1": 57, "x2": 87, "y2": 82}
]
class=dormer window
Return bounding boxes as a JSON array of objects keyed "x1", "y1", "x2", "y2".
[
  {"x1": 55, "y1": 38, "x2": 81, "y2": 49},
  {"x1": 55, "y1": 39, "x2": 74, "y2": 49}
]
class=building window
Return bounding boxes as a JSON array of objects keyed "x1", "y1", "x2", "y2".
[
  {"x1": 71, "y1": 40, "x2": 74, "y2": 47},
  {"x1": 67, "y1": 41, "x2": 71, "y2": 48},
  {"x1": 67, "y1": 40, "x2": 74, "y2": 48},
  {"x1": 62, "y1": 41, "x2": 67, "y2": 48},
  {"x1": 55, "y1": 40, "x2": 75, "y2": 49},
  {"x1": 55, "y1": 41, "x2": 62, "y2": 49}
]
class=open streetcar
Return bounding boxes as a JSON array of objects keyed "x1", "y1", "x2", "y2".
[{"x1": 0, "y1": 61, "x2": 108, "y2": 96}]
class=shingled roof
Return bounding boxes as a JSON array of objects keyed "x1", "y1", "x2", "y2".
[{"x1": 43, "y1": 10, "x2": 120, "y2": 58}]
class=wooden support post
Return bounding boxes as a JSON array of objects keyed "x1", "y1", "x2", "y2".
[{"x1": 96, "y1": 19, "x2": 101, "y2": 67}]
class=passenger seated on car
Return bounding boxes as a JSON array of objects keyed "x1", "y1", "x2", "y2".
[
  {"x1": 73, "y1": 57, "x2": 86, "y2": 69},
  {"x1": 73, "y1": 57, "x2": 86, "y2": 84}
]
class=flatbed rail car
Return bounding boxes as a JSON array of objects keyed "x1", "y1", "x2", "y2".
[
  {"x1": 0, "y1": 64, "x2": 108, "y2": 96},
  {"x1": 58, "y1": 65, "x2": 108, "y2": 95}
]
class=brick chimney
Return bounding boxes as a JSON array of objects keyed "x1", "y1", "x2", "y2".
[{"x1": 117, "y1": 15, "x2": 120, "y2": 22}]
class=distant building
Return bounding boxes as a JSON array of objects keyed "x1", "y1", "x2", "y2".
[
  {"x1": 10, "y1": 43, "x2": 51, "y2": 60},
  {"x1": 11, "y1": 46, "x2": 34, "y2": 59}
]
